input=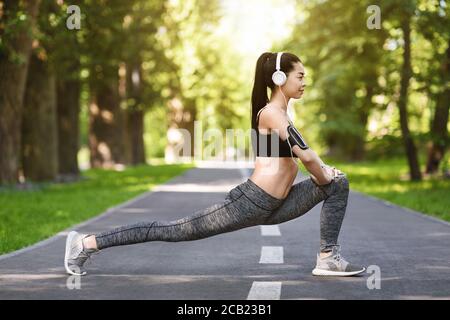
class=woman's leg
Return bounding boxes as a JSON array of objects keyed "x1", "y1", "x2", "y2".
[
  {"x1": 95, "y1": 181, "x2": 282, "y2": 250},
  {"x1": 262, "y1": 174, "x2": 350, "y2": 253}
]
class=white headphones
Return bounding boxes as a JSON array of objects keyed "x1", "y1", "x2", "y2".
[{"x1": 272, "y1": 52, "x2": 287, "y2": 86}]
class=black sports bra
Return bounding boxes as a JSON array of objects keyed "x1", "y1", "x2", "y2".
[{"x1": 252, "y1": 106, "x2": 298, "y2": 158}]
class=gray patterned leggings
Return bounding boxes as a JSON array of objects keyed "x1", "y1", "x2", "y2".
[{"x1": 95, "y1": 174, "x2": 350, "y2": 253}]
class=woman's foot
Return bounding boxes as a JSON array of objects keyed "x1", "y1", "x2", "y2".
[
  {"x1": 312, "y1": 246, "x2": 365, "y2": 276},
  {"x1": 64, "y1": 231, "x2": 99, "y2": 276}
]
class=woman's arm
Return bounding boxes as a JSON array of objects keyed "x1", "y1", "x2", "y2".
[
  {"x1": 260, "y1": 108, "x2": 333, "y2": 185},
  {"x1": 301, "y1": 149, "x2": 334, "y2": 185}
]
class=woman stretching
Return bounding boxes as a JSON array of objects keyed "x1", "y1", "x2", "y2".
[{"x1": 64, "y1": 52, "x2": 365, "y2": 277}]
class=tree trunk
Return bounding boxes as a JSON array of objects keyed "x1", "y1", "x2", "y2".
[
  {"x1": 57, "y1": 67, "x2": 81, "y2": 177},
  {"x1": 125, "y1": 62, "x2": 146, "y2": 165},
  {"x1": 426, "y1": 40, "x2": 450, "y2": 174},
  {"x1": 22, "y1": 54, "x2": 58, "y2": 181},
  {"x1": 126, "y1": 109, "x2": 146, "y2": 165},
  {"x1": 89, "y1": 73, "x2": 127, "y2": 168},
  {"x1": 398, "y1": 18, "x2": 422, "y2": 181},
  {"x1": 0, "y1": 0, "x2": 41, "y2": 184},
  {"x1": 352, "y1": 84, "x2": 374, "y2": 161}
]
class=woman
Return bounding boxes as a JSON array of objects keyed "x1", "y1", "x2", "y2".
[{"x1": 64, "y1": 52, "x2": 365, "y2": 277}]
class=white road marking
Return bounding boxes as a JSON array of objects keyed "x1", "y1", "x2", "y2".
[
  {"x1": 260, "y1": 225, "x2": 281, "y2": 236},
  {"x1": 259, "y1": 246, "x2": 284, "y2": 264},
  {"x1": 117, "y1": 208, "x2": 151, "y2": 213},
  {"x1": 247, "y1": 282, "x2": 282, "y2": 300},
  {"x1": 152, "y1": 184, "x2": 236, "y2": 193}
]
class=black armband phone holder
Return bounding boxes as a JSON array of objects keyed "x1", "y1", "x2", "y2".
[{"x1": 287, "y1": 124, "x2": 309, "y2": 150}]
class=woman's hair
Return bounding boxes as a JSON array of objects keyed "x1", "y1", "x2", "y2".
[{"x1": 251, "y1": 52, "x2": 302, "y2": 130}]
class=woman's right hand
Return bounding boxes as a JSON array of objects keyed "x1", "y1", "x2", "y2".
[
  {"x1": 323, "y1": 165, "x2": 343, "y2": 178},
  {"x1": 311, "y1": 165, "x2": 343, "y2": 186},
  {"x1": 310, "y1": 171, "x2": 334, "y2": 186}
]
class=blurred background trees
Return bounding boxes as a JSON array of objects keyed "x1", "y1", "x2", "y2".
[{"x1": 287, "y1": 0, "x2": 448, "y2": 180}]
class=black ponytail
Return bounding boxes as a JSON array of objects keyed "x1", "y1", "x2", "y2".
[
  {"x1": 251, "y1": 52, "x2": 273, "y2": 130},
  {"x1": 250, "y1": 52, "x2": 302, "y2": 131}
]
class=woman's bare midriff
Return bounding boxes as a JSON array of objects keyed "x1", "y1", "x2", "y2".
[{"x1": 249, "y1": 157, "x2": 299, "y2": 200}]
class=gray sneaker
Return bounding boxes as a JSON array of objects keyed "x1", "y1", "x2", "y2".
[
  {"x1": 64, "y1": 231, "x2": 99, "y2": 276},
  {"x1": 312, "y1": 246, "x2": 365, "y2": 276}
]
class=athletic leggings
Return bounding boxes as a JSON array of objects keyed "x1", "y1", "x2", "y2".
[{"x1": 95, "y1": 174, "x2": 350, "y2": 253}]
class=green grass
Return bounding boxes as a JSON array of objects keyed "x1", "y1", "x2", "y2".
[
  {"x1": 0, "y1": 163, "x2": 194, "y2": 255},
  {"x1": 313, "y1": 157, "x2": 450, "y2": 222}
]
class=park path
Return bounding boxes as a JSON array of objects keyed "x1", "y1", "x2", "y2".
[{"x1": 1, "y1": 165, "x2": 449, "y2": 299}]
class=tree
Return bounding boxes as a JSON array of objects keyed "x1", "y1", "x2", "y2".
[
  {"x1": 0, "y1": 0, "x2": 41, "y2": 184},
  {"x1": 158, "y1": 0, "x2": 223, "y2": 161},
  {"x1": 288, "y1": 0, "x2": 388, "y2": 161},
  {"x1": 83, "y1": 1, "x2": 130, "y2": 168},
  {"x1": 397, "y1": 10, "x2": 422, "y2": 180},
  {"x1": 120, "y1": 0, "x2": 167, "y2": 165},
  {"x1": 426, "y1": 40, "x2": 450, "y2": 174},
  {"x1": 54, "y1": 2, "x2": 83, "y2": 178},
  {"x1": 21, "y1": 51, "x2": 58, "y2": 181},
  {"x1": 416, "y1": 1, "x2": 450, "y2": 175},
  {"x1": 21, "y1": 1, "x2": 65, "y2": 182}
]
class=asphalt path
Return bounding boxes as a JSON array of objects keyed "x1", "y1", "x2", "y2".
[{"x1": 1, "y1": 166, "x2": 449, "y2": 300}]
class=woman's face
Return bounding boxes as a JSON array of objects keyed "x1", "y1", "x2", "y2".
[{"x1": 283, "y1": 62, "x2": 306, "y2": 99}]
